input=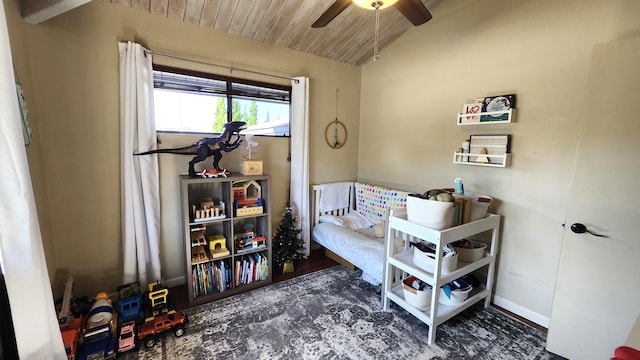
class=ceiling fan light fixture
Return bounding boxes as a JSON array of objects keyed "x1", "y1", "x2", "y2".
[{"x1": 352, "y1": 0, "x2": 399, "y2": 10}]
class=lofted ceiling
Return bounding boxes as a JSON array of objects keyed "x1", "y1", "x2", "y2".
[{"x1": 22, "y1": 0, "x2": 442, "y2": 66}]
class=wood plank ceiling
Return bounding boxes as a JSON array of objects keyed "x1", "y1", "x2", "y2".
[{"x1": 94, "y1": 0, "x2": 443, "y2": 66}]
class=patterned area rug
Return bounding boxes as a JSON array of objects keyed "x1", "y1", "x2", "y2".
[{"x1": 120, "y1": 266, "x2": 564, "y2": 359}]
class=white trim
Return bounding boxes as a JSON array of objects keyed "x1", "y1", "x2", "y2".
[
  {"x1": 493, "y1": 295, "x2": 550, "y2": 328},
  {"x1": 23, "y1": 0, "x2": 92, "y2": 24}
]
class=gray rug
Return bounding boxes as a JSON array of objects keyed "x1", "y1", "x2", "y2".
[{"x1": 120, "y1": 266, "x2": 564, "y2": 359}]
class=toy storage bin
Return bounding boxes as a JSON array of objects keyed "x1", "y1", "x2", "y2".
[
  {"x1": 406, "y1": 195, "x2": 454, "y2": 230},
  {"x1": 402, "y1": 276, "x2": 432, "y2": 310},
  {"x1": 452, "y1": 239, "x2": 487, "y2": 262},
  {"x1": 413, "y1": 247, "x2": 458, "y2": 274},
  {"x1": 464, "y1": 192, "x2": 493, "y2": 221},
  {"x1": 438, "y1": 286, "x2": 472, "y2": 305}
]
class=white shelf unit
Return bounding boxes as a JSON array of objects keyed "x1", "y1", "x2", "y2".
[
  {"x1": 457, "y1": 108, "x2": 516, "y2": 125},
  {"x1": 382, "y1": 208, "x2": 500, "y2": 345}
]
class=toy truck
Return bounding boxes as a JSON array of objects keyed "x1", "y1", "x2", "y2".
[
  {"x1": 56, "y1": 276, "x2": 87, "y2": 360},
  {"x1": 77, "y1": 293, "x2": 116, "y2": 360},
  {"x1": 137, "y1": 311, "x2": 189, "y2": 348},
  {"x1": 116, "y1": 282, "x2": 144, "y2": 325},
  {"x1": 143, "y1": 281, "x2": 175, "y2": 322}
]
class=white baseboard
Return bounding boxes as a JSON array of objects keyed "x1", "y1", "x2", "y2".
[{"x1": 492, "y1": 295, "x2": 550, "y2": 328}]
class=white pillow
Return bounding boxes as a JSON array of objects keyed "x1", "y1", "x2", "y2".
[
  {"x1": 341, "y1": 211, "x2": 377, "y2": 230},
  {"x1": 318, "y1": 215, "x2": 343, "y2": 226}
]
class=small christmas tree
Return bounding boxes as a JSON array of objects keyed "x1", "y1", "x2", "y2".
[{"x1": 273, "y1": 201, "x2": 305, "y2": 271}]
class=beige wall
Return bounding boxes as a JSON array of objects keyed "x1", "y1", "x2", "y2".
[
  {"x1": 13, "y1": 0, "x2": 639, "y2": 327},
  {"x1": 17, "y1": 0, "x2": 361, "y2": 297},
  {"x1": 359, "y1": 0, "x2": 640, "y2": 324}
]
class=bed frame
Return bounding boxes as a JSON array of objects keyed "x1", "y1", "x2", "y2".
[{"x1": 310, "y1": 182, "x2": 357, "y2": 269}]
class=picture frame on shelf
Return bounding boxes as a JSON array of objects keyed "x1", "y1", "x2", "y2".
[{"x1": 468, "y1": 134, "x2": 511, "y2": 165}]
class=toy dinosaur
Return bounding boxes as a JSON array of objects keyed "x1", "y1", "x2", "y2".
[{"x1": 135, "y1": 121, "x2": 246, "y2": 177}]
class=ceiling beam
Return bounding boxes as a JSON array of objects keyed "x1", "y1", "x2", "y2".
[{"x1": 22, "y1": 0, "x2": 93, "y2": 24}]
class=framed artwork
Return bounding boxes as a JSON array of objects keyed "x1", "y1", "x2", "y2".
[
  {"x1": 468, "y1": 134, "x2": 511, "y2": 165},
  {"x1": 16, "y1": 83, "x2": 32, "y2": 146}
]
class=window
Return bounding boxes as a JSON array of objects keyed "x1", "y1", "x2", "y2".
[{"x1": 152, "y1": 65, "x2": 291, "y2": 136}]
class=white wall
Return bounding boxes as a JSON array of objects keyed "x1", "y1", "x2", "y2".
[{"x1": 358, "y1": 0, "x2": 640, "y2": 325}]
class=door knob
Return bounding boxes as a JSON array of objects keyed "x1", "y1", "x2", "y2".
[{"x1": 570, "y1": 223, "x2": 608, "y2": 237}]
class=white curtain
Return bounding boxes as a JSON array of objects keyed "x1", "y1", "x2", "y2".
[
  {"x1": 119, "y1": 41, "x2": 161, "y2": 286},
  {"x1": 290, "y1": 77, "x2": 310, "y2": 255},
  {"x1": 0, "y1": 5, "x2": 67, "y2": 359}
]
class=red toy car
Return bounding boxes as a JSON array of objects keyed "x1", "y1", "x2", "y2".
[{"x1": 138, "y1": 312, "x2": 188, "y2": 348}]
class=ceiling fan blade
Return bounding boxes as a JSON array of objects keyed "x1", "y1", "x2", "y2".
[
  {"x1": 311, "y1": 0, "x2": 352, "y2": 28},
  {"x1": 394, "y1": 0, "x2": 433, "y2": 26}
]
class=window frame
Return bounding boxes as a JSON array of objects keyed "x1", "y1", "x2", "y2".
[{"x1": 152, "y1": 64, "x2": 292, "y2": 137}]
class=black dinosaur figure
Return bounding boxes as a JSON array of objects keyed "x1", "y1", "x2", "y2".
[{"x1": 135, "y1": 121, "x2": 246, "y2": 177}]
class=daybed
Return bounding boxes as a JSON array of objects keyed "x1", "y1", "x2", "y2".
[{"x1": 311, "y1": 182, "x2": 409, "y2": 285}]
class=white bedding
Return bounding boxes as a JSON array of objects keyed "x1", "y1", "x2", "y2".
[{"x1": 312, "y1": 222, "x2": 385, "y2": 285}]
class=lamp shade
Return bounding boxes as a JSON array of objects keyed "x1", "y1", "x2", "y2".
[{"x1": 352, "y1": 0, "x2": 399, "y2": 10}]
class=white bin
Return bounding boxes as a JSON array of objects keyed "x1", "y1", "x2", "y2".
[
  {"x1": 406, "y1": 195, "x2": 454, "y2": 230},
  {"x1": 413, "y1": 248, "x2": 458, "y2": 274},
  {"x1": 453, "y1": 239, "x2": 487, "y2": 262},
  {"x1": 402, "y1": 282, "x2": 432, "y2": 310},
  {"x1": 438, "y1": 287, "x2": 472, "y2": 305}
]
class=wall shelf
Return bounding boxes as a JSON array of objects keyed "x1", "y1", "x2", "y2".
[
  {"x1": 457, "y1": 108, "x2": 516, "y2": 125},
  {"x1": 452, "y1": 152, "x2": 511, "y2": 167}
]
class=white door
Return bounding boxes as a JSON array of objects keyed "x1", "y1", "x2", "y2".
[{"x1": 546, "y1": 37, "x2": 640, "y2": 359}]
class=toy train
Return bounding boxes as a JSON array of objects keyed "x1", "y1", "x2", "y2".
[{"x1": 57, "y1": 279, "x2": 188, "y2": 359}]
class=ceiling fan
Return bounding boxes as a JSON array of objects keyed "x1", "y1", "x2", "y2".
[
  {"x1": 311, "y1": 0, "x2": 433, "y2": 29},
  {"x1": 312, "y1": 0, "x2": 433, "y2": 61}
]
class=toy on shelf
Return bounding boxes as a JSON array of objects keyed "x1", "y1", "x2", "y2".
[
  {"x1": 191, "y1": 245, "x2": 209, "y2": 264},
  {"x1": 208, "y1": 234, "x2": 230, "y2": 258},
  {"x1": 198, "y1": 167, "x2": 230, "y2": 178},
  {"x1": 134, "y1": 121, "x2": 246, "y2": 177},
  {"x1": 233, "y1": 180, "x2": 264, "y2": 216},
  {"x1": 239, "y1": 134, "x2": 263, "y2": 175},
  {"x1": 235, "y1": 224, "x2": 267, "y2": 253},
  {"x1": 193, "y1": 198, "x2": 226, "y2": 222},
  {"x1": 190, "y1": 230, "x2": 207, "y2": 247}
]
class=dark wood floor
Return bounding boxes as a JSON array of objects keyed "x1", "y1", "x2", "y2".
[
  {"x1": 169, "y1": 248, "x2": 547, "y2": 334},
  {"x1": 170, "y1": 248, "x2": 338, "y2": 311}
]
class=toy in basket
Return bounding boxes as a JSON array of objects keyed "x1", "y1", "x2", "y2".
[
  {"x1": 412, "y1": 242, "x2": 458, "y2": 274},
  {"x1": 452, "y1": 239, "x2": 487, "y2": 262},
  {"x1": 439, "y1": 277, "x2": 473, "y2": 306},
  {"x1": 402, "y1": 276, "x2": 432, "y2": 311},
  {"x1": 406, "y1": 190, "x2": 455, "y2": 230}
]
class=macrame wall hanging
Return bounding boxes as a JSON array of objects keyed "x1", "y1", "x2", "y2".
[{"x1": 325, "y1": 88, "x2": 347, "y2": 149}]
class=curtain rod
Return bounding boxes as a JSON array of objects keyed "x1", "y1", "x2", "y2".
[{"x1": 147, "y1": 50, "x2": 298, "y2": 83}]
